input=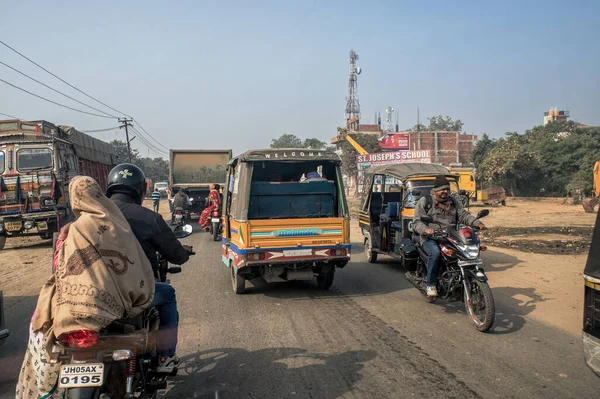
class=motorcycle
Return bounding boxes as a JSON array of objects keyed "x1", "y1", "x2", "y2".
[
  {"x1": 44, "y1": 224, "x2": 194, "y2": 398},
  {"x1": 404, "y1": 210, "x2": 496, "y2": 332},
  {"x1": 208, "y1": 209, "x2": 221, "y2": 242},
  {"x1": 171, "y1": 207, "x2": 190, "y2": 227}
]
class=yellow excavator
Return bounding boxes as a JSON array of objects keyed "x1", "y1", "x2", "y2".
[{"x1": 582, "y1": 161, "x2": 600, "y2": 213}]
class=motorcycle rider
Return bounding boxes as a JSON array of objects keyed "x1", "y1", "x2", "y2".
[
  {"x1": 413, "y1": 175, "x2": 486, "y2": 297},
  {"x1": 106, "y1": 163, "x2": 191, "y2": 371},
  {"x1": 172, "y1": 187, "x2": 191, "y2": 210}
]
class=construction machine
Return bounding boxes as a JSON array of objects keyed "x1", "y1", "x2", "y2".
[{"x1": 582, "y1": 161, "x2": 600, "y2": 213}]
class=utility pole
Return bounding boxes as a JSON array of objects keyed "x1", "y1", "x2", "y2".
[{"x1": 118, "y1": 118, "x2": 134, "y2": 162}]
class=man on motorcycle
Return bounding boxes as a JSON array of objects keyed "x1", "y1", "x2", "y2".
[
  {"x1": 106, "y1": 163, "x2": 191, "y2": 372},
  {"x1": 413, "y1": 175, "x2": 486, "y2": 298},
  {"x1": 172, "y1": 187, "x2": 191, "y2": 210}
]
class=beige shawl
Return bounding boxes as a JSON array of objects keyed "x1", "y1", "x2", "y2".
[{"x1": 16, "y1": 176, "x2": 155, "y2": 398}]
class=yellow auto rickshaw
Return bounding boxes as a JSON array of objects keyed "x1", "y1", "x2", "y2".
[{"x1": 221, "y1": 148, "x2": 351, "y2": 294}]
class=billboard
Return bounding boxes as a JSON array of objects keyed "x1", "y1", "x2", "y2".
[
  {"x1": 378, "y1": 133, "x2": 410, "y2": 150},
  {"x1": 356, "y1": 150, "x2": 431, "y2": 167}
]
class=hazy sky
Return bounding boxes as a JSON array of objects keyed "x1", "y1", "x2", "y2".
[{"x1": 1, "y1": 0, "x2": 598, "y2": 157}]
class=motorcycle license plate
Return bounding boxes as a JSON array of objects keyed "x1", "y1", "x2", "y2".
[
  {"x1": 211, "y1": 218, "x2": 220, "y2": 223},
  {"x1": 175, "y1": 215, "x2": 182, "y2": 219},
  {"x1": 58, "y1": 363, "x2": 104, "y2": 388},
  {"x1": 5, "y1": 221, "x2": 22, "y2": 231}
]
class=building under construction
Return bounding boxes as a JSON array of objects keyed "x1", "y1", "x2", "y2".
[{"x1": 333, "y1": 49, "x2": 477, "y2": 166}]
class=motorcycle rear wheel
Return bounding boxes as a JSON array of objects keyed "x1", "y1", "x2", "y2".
[
  {"x1": 464, "y1": 278, "x2": 495, "y2": 332},
  {"x1": 212, "y1": 222, "x2": 219, "y2": 241}
]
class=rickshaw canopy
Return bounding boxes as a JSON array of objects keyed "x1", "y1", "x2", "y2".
[{"x1": 365, "y1": 163, "x2": 453, "y2": 181}]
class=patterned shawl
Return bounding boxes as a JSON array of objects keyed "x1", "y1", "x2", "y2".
[{"x1": 16, "y1": 176, "x2": 155, "y2": 398}]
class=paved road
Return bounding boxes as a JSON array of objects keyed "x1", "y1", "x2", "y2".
[{"x1": 1, "y1": 225, "x2": 599, "y2": 398}]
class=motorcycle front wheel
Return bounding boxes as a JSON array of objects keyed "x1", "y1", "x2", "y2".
[{"x1": 464, "y1": 278, "x2": 495, "y2": 332}]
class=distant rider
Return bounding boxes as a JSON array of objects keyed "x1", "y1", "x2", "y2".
[
  {"x1": 172, "y1": 187, "x2": 191, "y2": 210},
  {"x1": 199, "y1": 183, "x2": 221, "y2": 231},
  {"x1": 413, "y1": 175, "x2": 486, "y2": 298},
  {"x1": 106, "y1": 163, "x2": 192, "y2": 371}
]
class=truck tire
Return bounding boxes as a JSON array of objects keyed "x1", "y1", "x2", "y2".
[
  {"x1": 0, "y1": 236, "x2": 5, "y2": 251},
  {"x1": 366, "y1": 237, "x2": 377, "y2": 263}
]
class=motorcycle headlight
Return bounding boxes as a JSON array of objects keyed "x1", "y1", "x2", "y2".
[{"x1": 455, "y1": 243, "x2": 480, "y2": 260}]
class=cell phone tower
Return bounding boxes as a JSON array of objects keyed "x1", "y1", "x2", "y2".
[
  {"x1": 345, "y1": 50, "x2": 361, "y2": 124},
  {"x1": 385, "y1": 106, "x2": 394, "y2": 133}
]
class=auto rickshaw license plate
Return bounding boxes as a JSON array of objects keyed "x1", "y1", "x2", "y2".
[
  {"x1": 58, "y1": 363, "x2": 104, "y2": 388},
  {"x1": 5, "y1": 221, "x2": 22, "y2": 231},
  {"x1": 37, "y1": 221, "x2": 48, "y2": 230}
]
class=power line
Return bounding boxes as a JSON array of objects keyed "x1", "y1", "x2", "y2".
[
  {"x1": 133, "y1": 119, "x2": 169, "y2": 150},
  {"x1": 0, "y1": 78, "x2": 115, "y2": 119},
  {"x1": 81, "y1": 126, "x2": 121, "y2": 133},
  {"x1": 0, "y1": 112, "x2": 23, "y2": 120},
  {"x1": 130, "y1": 126, "x2": 168, "y2": 156},
  {"x1": 0, "y1": 40, "x2": 168, "y2": 150},
  {"x1": 0, "y1": 60, "x2": 118, "y2": 118},
  {"x1": 0, "y1": 40, "x2": 132, "y2": 118}
]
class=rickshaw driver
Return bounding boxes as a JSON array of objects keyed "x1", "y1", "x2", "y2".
[{"x1": 413, "y1": 175, "x2": 486, "y2": 297}]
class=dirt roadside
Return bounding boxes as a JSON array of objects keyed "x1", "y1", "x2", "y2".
[{"x1": 0, "y1": 197, "x2": 595, "y2": 337}]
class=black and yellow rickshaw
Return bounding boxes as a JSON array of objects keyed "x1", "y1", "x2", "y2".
[
  {"x1": 359, "y1": 163, "x2": 461, "y2": 264},
  {"x1": 583, "y1": 211, "x2": 600, "y2": 377}
]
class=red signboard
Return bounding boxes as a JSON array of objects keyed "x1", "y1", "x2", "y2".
[
  {"x1": 378, "y1": 133, "x2": 410, "y2": 150},
  {"x1": 356, "y1": 150, "x2": 431, "y2": 167}
]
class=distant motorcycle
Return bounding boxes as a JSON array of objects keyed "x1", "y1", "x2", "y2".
[
  {"x1": 171, "y1": 207, "x2": 190, "y2": 227},
  {"x1": 404, "y1": 210, "x2": 495, "y2": 332},
  {"x1": 44, "y1": 225, "x2": 194, "y2": 398},
  {"x1": 208, "y1": 209, "x2": 222, "y2": 241}
]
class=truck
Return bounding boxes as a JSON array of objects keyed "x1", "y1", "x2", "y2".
[
  {"x1": 169, "y1": 149, "x2": 232, "y2": 217},
  {"x1": 582, "y1": 161, "x2": 600, "y2": 213},
  {"x1": 0, "y1": 119, "x2": 117, "y2": 249},
  {"x1": 448, "y1": 166, "x2": 506, "y2": 207}
]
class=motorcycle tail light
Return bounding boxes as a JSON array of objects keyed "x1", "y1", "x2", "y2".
[
  {"x1": 212, "y1": 211, "x2": 220, "y2": 217},
  {"x1": 176, "y1": 211, "x2": 182, "y2": 215},
  {"x1": 58, "y1": 330, "x2": 99, "y2": 348}
]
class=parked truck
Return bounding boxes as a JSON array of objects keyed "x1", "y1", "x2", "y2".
[
  {"x1": 169, "y1": 149, "x2": 232, "y2": 218},
  {"x1": 0, "y1": 119, "x2": 116, "y2": 249},
  {"x1": 448, "y1": 166, "x2": 506, "y2": 207}
]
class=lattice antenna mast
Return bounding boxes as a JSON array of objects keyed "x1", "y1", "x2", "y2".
[
  {"x1": 385, "y1": 106, "x2": 394, "y2": 133},
  {"x1": 345, "y1": 50, "x2": 361, "y2": 123}
]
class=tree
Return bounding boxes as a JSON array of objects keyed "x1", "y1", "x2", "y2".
[
  {"x1": 270, "y1": 134, "x2": 327, "y2": 149},
  {"x1": 302, "y1": 137, "x2": 327, "y2": 150},
  {"x1": 270, "y1": 134, "x2": 303, "y2": 148},
  {"x1": 110, "y1": 139, "x2": 140, "y2": 163},
  {"x1": 410, "y1": 123, "x2": 427, "y2": 132},
  {"x1": 471, "y1": 133, "x2": 497, "y2": 170},
  {"x1": 426, "y1": 115, "x2": 464, "y2": 132},
  {"x1": 109, "y1": 139, "x2": 168, "y2": 182}
]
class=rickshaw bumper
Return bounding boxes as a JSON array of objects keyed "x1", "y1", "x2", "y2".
[{"x1": 583, "y1": 331, "x2": 600, "y2": 377}]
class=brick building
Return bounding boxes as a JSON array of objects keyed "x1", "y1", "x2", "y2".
[{"x1": 405, "y1": 130, "x2": 477, "y2": 166}]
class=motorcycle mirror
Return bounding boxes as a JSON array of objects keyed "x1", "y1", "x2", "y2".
[
  {"x1": 420, "y1": 215, "x2": 434, "y2": 223},
  {"x1": 173, "y1": 224, "x2": 193, "y2": 238},
  {"x1": 476, "y1": 209, "x2": 490, "y2": 219}
]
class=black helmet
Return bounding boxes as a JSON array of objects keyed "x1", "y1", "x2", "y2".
[{"x1": 106, "y1": 163, "x2": 147, "y2": 203}]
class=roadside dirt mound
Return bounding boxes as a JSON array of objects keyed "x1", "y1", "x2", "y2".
[{"x1": 481, "y1": 226, "x2": 593, "y2": 254}]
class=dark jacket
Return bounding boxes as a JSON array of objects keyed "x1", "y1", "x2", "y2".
[
  {"x1": 413, "y1": 193, "x2": 481, "y2": 238},
  {"x1": 111, "y1": 193, "x2": 190, "y2": 270}
]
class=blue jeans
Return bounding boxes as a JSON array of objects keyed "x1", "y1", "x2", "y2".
[
  {"x1": 149, "y1": 282, "x2": 179, "y2": 356},
  {"x1": 422, "y1": 239, "x2": 441, "y2": 287}
]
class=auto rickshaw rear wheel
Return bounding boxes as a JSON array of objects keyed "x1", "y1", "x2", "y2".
[
  {"x1": 366, "y1": 237, "x2": 377, "y2": 263},
  {"x1": 317, "y1": 268, "x2": 335, "y2": 289},
  {"x1": 231, "y1": 265, "x2": 246, "y2": 294}
]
